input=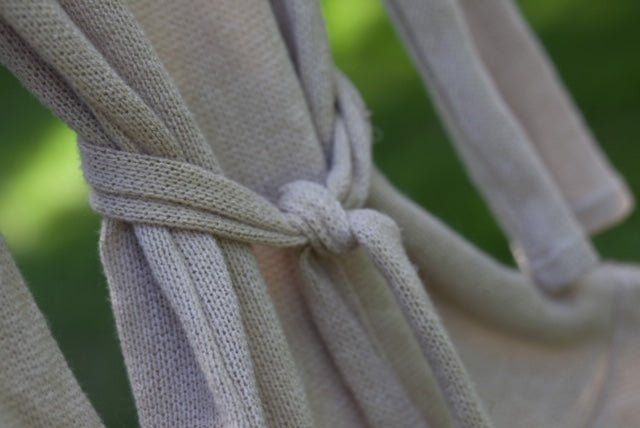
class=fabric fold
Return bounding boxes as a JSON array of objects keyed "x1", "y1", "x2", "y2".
[
  {"x1": 135, "y1": 225, "x2": 266, "y2": 426},
  {"x1": 219, "y1": 241, "x2": 315, "y2": 427},
  {"x1": 457, "y1": 0, "x2": 634, "y2": 233},
  {"x1": 100, "y1": 220, "x2": 217, "y2": 428},
  {"x1": 367, "y1": 170, "x2": 612, "y2": 343},
  {"x1": 366, "y1": 171, "x2": 619, "y2": 428},
  {"x1": 299, "y1": 251, "x2": 427, "y2": 428},
  {"x1": 383, "y1": 0, "x2": 598, "y2": 291}
]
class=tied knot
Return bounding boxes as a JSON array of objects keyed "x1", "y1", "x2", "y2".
[{"x1": 278, "y1": 180, "x2": 356, "y2": 255}]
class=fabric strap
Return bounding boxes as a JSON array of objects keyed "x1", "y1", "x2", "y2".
[
  {"x1": 0, "y1": 0, "x2": 633, "y2": 427},
  {"x1": 0, "y1": 2, "x2": 494, "y2": 425},
  {"x1": 80, "y1": 70, "x2": 493, "y2": 428},
  {"x1": 383, "y1": 0, "x2": 602, "y2": 291},
  {"x1": 457, "y1": 0, "x2": 633, "y2": 233}
]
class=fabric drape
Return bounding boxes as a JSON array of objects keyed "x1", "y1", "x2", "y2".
[{"x1": 1, "y1": 1, "x2": 638, "y2": 427}]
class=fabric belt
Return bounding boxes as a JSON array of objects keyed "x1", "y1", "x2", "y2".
[{"x1": 80, "y1": 71, "x2": 493, "y2": 428}]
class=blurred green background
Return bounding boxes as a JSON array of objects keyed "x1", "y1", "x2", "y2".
[{"x1": 1, "y1": 0, "x2": 639, "y2": 426}]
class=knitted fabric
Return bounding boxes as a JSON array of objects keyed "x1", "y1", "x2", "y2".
[{"x1": 0, "y1": 1, "x2": 638, "y2": 427}]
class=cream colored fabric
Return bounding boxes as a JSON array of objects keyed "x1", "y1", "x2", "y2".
[
  {"x1": 383, "y1": 0, "x2": 601, "y2": 291},
  {"x1": 0, "y1": 1, "x2": 489, "y2": 426},
  {"x1": 457, "y1": 0, "x2": 633, "y2": 233},
  {"x1": 0, "y1": 1, "x2": 638, "y2": 427},
  {"x1": 367, "y1": 171, "x2": 640, "y2": 427},
  {"x1": 0, "y1": 238, "x2": 103, "y2": 428}
]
